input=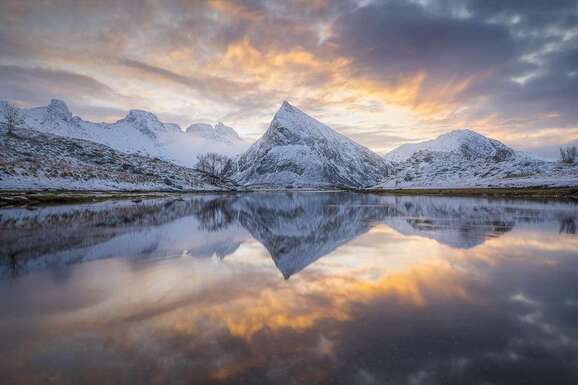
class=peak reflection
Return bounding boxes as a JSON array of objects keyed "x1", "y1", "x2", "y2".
[{"x1": 1, "y1": 193, "x2": 577, "y2": 279}]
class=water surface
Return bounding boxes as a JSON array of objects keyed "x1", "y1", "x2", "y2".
[{"x1": 1, "y1": 192, "x2": 577, "y2": 384}]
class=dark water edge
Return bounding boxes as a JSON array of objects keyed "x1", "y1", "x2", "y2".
[
  {"x1": 1, "y1": 186, "x2": 577, "y2": 208},
  {"x1": 1, "y1": 192, "x2": 577, "y2": 385}
]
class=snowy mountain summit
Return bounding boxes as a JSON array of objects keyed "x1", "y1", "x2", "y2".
[
  {"x1": 46, "y1": 99, "x2": 74, "y2": 121},
  {"x1": 2, "y1": 98, "x2": 576, "y2": 191},
  {"x1": 186, "y1": 122, "x2": 243, "y2": 144},
  {"x1": 384, "y1": 129, "x2": 516, "y2": 163},
  {"x1": 236, "y1": 101, "x2": 390, "y2": 188},
  {"x1": 380, "y1": 129, "x2": 578, "y2": 188},
  {"x1": 115, "y1": 109, "x2": 173, "y2": 139},
  {"x1": 0, "y1": 99, "x2": 248, "y2": 168}
]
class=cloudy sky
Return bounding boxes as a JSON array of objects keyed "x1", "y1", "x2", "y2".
[{"x1": 1, "y1": 0, "x2": 577, "y2": 158}]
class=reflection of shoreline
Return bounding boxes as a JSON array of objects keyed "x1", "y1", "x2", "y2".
[
  {"x1": 1, "y1": 187, "x2": 577, "y2": 209},
  {"x1": 1, "y1": 193, "x2": 577, "y2": 279}
]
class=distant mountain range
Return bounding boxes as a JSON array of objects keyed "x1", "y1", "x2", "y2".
[
  {"x1": 0, "y1": 99, "x2": 577, "y2": 190},
  {"x1": 0, "y1": 99, "x2": 248, "y2": 168}
]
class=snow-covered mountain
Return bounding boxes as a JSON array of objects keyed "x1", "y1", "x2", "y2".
[
  {"x1": 235, "y1": 101, "x2": 391, "y2": 188},
  {"x1": 186, "y1": 122, "x2": 243, "y2": 144},
  {"x1": 0, "y1": 99, "x2": 248, "y2": 168},
  {"x1": 384, "y1": 129, "x2": 516, "y2": 163},
  {"x1": 1, "y1": 98, "x2": 576, "y2": 191},
  {"x1": 0, "y1": 125, "x2": 219, "y2": 191},
  {"x1": 380, "y1": 129, "x2": 578, "y2": 188}
]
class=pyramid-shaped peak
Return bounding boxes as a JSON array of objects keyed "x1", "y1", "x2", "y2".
[
  {"x1": 267, "y1": 100, "x2": 338, "y2": 142},
  {"x1": 271, "y1": 101, "x2": 309, "y2": 124},
  {"x1": 276, "y1": 100, "x2": 302, "y2": 117},
  {"x1": 237, "y1": 101, "x2": 390, "y2": 188}
]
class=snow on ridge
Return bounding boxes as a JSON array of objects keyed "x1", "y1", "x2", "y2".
[
  {"x1": 186, "y1": 121, "x2": 243, "y2": 143},
  {"x1": 1, "y1": 98, "x2": 576, "y2": 190},
  {"x1": 0, "y1": 125, "x2": 219, "y2": 191},
  {"x1": 47, "y1": 99, "x2": 74, "y2": 120},
  {"x1": 268, "y1": 100, "x2": 347, "y2": 142},
  {"x1": 384, "y1": 129, "x2": 516, "y2": 162},
  {"x1": 376, "y1": 128, "x2": 578, "y2": 188},
  {"x1": 236, "y1": 101, "x2": 390, "y2": 188},
  {"x1": 0, "y1": 99, "x2": 247, "y2": 168},
  {"x1": 121, "y1": 109, "x2": 163, "y2": 124}
]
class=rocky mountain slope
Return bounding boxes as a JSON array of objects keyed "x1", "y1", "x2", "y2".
[
  {"x1": 0, "y1": 125, "x2": 219, "y2": 191},
  {"x1": 381, "y1": 129, "x2": 578, "y2": 188},
  {"x1": 235, "y1": 102, "x2": 391, "y2": 188},
  {"x1": 384, "y1": 129, "x2": 516, "y2": 163},
  {"x1": 0, "y1": 99, "x2": 248, "y2": 168}
]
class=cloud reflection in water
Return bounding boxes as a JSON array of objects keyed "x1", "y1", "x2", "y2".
[{"x1": 0, "y1": 192, "x2": 577, "y2": 384}]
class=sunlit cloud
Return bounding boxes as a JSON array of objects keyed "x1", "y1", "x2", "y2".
[{"x1": 0, "y1": 0, "x2": 577, "y2": 156}]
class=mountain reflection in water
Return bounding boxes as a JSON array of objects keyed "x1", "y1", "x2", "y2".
[{"x1": 0, "y1": 192, "x2": 577, "y2": 385}]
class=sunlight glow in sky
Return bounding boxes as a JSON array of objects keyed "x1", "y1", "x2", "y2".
[{"x1": 1, "y1": 0, "x2": 577, "y2": 157}]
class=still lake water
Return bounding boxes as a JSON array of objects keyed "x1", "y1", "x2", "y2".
[{"x1": 1, "y1": 192, "x2": 577, "y2": 385}]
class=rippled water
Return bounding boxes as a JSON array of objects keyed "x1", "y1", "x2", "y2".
[{"x1": 1, "y1": 192, "x2": 577, "y2": 385}]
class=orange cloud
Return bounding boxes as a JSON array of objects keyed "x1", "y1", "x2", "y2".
[
  {"x1": 209, "y1": 0, "x2": 265, "y2": 21},
  {"x1": 205, "y1": 38, "x2": 472, "y2": 121},
  {"x1": 197, "y1": 261, "x2": 470, "y2": 344}
]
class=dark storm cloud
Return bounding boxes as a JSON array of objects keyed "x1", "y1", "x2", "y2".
[
  {"x1": 332, "y1": 0, "x2": 578, "y2": 137},
  {"x1": 465, "y1": 0, "x2": 578, "y2": 29},
  {"x1": 332, "y1": 1, "x2": 517, "y2": 82}
]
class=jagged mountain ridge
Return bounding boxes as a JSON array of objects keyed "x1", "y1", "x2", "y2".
[
  {"x1": 235, "y1": 102, "x2": 391, "y2": 188},
  {"x1": 0, "y1": 99, "x2": 248, "y2": 168},
  {"x1": 1, "y1": 99, "x2": 576, "y2": 190}
]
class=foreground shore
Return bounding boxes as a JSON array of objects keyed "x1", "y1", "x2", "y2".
[
  {"x1": 0, "y1": 190, "x2": 234, "y2": 207},
  {"x1": 1, "y1": 186, "x2": 577, "y2": 207},
  {"x1": 369, "y1": 186, "x2": 578, "y2": 199}
]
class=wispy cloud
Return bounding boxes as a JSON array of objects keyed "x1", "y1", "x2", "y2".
[{"x1": 0, "y1": 0, "x2": 577, "y2": 156}]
